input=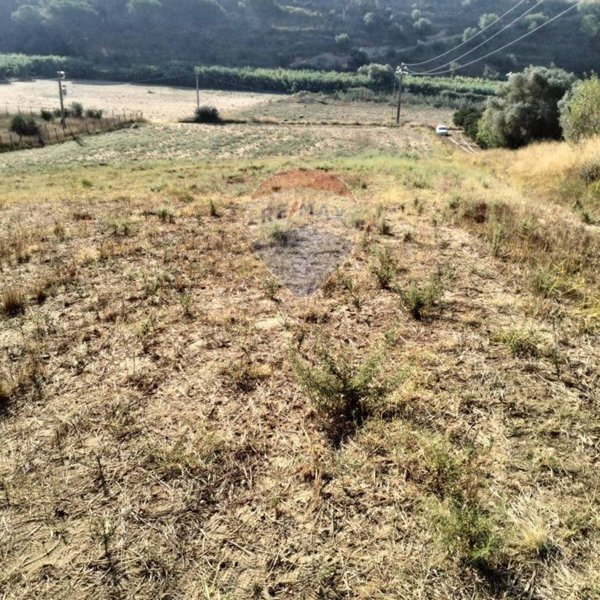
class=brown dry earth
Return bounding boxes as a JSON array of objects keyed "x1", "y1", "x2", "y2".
[{"x1": 1, "y1": 164, "x2": 598, "y2": 598}]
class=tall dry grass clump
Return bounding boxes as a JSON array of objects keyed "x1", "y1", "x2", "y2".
[{"x1": 507, "y1": 136, "x2": 600, "y2": 217}]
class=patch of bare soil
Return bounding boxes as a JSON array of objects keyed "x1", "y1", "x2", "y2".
[
  {"x1": 253, "y1": 168, "x2": 353, "y2": 198},
  {"x1": 254, "y1": 227, "x2": 353, "y2": 295},
  {"x1": 250, "y1": 171, "x2": 356, "y2": 295}
]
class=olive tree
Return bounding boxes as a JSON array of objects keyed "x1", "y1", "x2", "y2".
[
  {"x1": 559, "y1": 75, "x2": 600, "y2": 143},
  {"x1": 477, "y1": 66, "x2": 576, "y2": 148}
]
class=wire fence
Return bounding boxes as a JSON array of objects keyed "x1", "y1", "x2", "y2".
[{"x1": 0, "y1": 106, "x2": 144, "y2": 152}]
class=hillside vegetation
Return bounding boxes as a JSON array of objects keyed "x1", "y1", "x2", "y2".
[{"x1": 0, "y1": 0, "x2": 599, "y2": 75}]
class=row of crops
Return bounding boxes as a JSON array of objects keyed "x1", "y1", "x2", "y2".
[{"x1": 0, "y1": 54, "x2": 500, "y2": 104}]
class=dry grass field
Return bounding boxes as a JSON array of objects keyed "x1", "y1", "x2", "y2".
[
  {"x1": 1, "y1": 80, "x2": 280, "y2": 122},
  {"x1": 0, "y1": 94, "x2": 599, "y2": 599}
]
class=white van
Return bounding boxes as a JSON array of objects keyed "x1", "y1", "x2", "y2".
[{"x1": 435, "y1": 125, "x2": 450, "y2": 136}]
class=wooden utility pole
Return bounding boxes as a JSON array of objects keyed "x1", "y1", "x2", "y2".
[
  {"x1": 395, "y1": 63, "x2": 407, "y2": 126},
  {"x1": 196, "y1": 71, "x2": 200, "y2": 108},
  {"x1": 57, "y1": 71, "x2": 66, "y2": 128}
]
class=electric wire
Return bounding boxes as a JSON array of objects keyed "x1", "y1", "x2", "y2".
[
  {"x1": 409, "y1": 0, "x2": 545, "y2": 75},
  {"x1": 405, "y1": 0, "x2": 530, "y2": 67},
  {"x1": 407, "y1": 1, "x2": 582, "y2": 77}
]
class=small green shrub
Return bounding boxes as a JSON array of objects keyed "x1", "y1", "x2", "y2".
[
  {"x1": 291, "y1": 341, "x2": 386, "y2": 444},
  {"x1": 437, "y1": 496, "x2": 503, "y2": 568},
  {"x1": 424, "y1": 440, "x2": 506, "y2": 570},
  {"x1": 530, "y1": 264, "x2": 566, "y2": 298},
  {"x1": 369, "y1": 247, "x2": 396, "y2": 289},
  {"x1": 349, "y1": 209, "x2": 367, "y2": 230},
  {"x1": 493, "y1": 328, "x2": 540, "y2": 357},
  {"x1": 84, "y1": 107, "x2": 103, "y2": 119},
  {"x1": 10, "y1": 115, "x2": 39, "y2": 137},
  {"x1": 376, "y1": 216, "x2": 393, "y2": 236},
  {"x1": 194, "y1": 105, "x2": 221, "y2": 124},
  {"x1": 209, "y1": 199, "x2": 220, "y2": 218},
  {"x1": 40, "y1": 109, "x2": 53, "y2": 122},
  {"x1": 110, "y1": 220, "x2": 133, "y2": 237},
  {"x1": 268, "y1": 223, "x2": 291, "y2": 246},
  {"x1": 396, "y1": 274, "x2": 443, "y2": 320},
  {"x1": 262, "y1": 277, "x2": 281, "y2": 301},
  {"x1": 158, "y1": 207, "x2": 175, "y2": 223},
  {"x1": 70, "y1": 102, "x2": 84, "y2": 118}
]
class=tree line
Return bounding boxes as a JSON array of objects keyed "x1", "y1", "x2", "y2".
[{"x1": 0, "y1": 54, "x2": 499, "y2": 107}]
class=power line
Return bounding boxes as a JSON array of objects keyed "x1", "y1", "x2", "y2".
[
  {"x1": 411, "y1": 0, "x2": 545, "y2": 75},
  {"x1": 407, "y1": 1, "x2": 582, "y2": 77},
  {"x1": 405, "y1": 0, "x2": 530, "y2": 67}
]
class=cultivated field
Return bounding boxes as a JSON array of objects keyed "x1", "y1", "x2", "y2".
[
  {"x1": 0, "y1": 93, "x2": 599, "y2": 599},
  {"x1": 0, "y1": 80, "x2": 281, "y2": 122}
]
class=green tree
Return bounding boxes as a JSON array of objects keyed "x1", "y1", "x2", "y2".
[
  {"x1": 559, "y1": 75, "x2": 600, "y2": 142},
  {"x1": 478, "y1": 13, "x2": 498, "y2": 29},
  {"x1": 453, "y1": 106, "x2": 483, "y2": 140},
  {"x1": 357, "y1": 63, "x2": 394, "y2": 90},
  {"x1": 581, "y1": 13, "x2": 600, "y2": 38},
  {"x1": 477, "y1": 66, "x2": 576, "y2": 148},
  {"x1": 413, "y1": 17, "x2": 433, "y2": 35},
  {"x1": 463, "y1": 26, "x2": 478, "y2": 42},
  {"x1": 335, "y1": 33, "x2": 350, "y2": 49},
  {"x1": 523, "y1": 12, "x2": 548, "y2": 32}
]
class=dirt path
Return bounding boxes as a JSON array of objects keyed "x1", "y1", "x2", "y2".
[{"x1": 0, "y1": 80, "x2": 281, "y2": 122}]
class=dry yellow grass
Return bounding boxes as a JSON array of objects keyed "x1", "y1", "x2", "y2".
[
  {"x1": 491, "y1": 135, "x2": 600, "y2": 221},
  {"x1": 0, "y1": 108, "x2": 599, "y2": 599},
  {"x1": 508, "y1": 136, "x2": 600, "y2": 193}
]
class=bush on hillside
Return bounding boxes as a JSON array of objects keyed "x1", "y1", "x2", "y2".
[
  {"x1": 194, "y1": 105, "x2": 221, "y2": 124},
  {"x1": 559, "y1": 75, "x2": 600, "y2": 143},
  {"x1": 477, "y1": 66, "x2": 576, "y2": 149},
  {"x1": 453, "y1": 106, "x2": 483, "y2": 140},
  {"x1": 357, "y1": 63, "x2": 395, "y2": 90},
  {"x1": 85, "y1": 108, "x2": 103, "y2": 119},
  {"x1": 10, "y1": 115, "x2": 39, "y2": 137},
  {"x1": 70, "y1": 102, "x2": 84, "y2": 118}
]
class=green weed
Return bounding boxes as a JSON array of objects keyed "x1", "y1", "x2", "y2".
[
  {"x1": 396, "y1": 274, "x2": 443, "y2": 320},
  {"x1": 291, "y1": 340, "x2": 386, "y2": 444},
  {"x1": 369, "y1": 246, "x2": 396, "y2": 289},
  {"x1": 493, "y1": 328, "x2": 540, "y2": 357}
]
